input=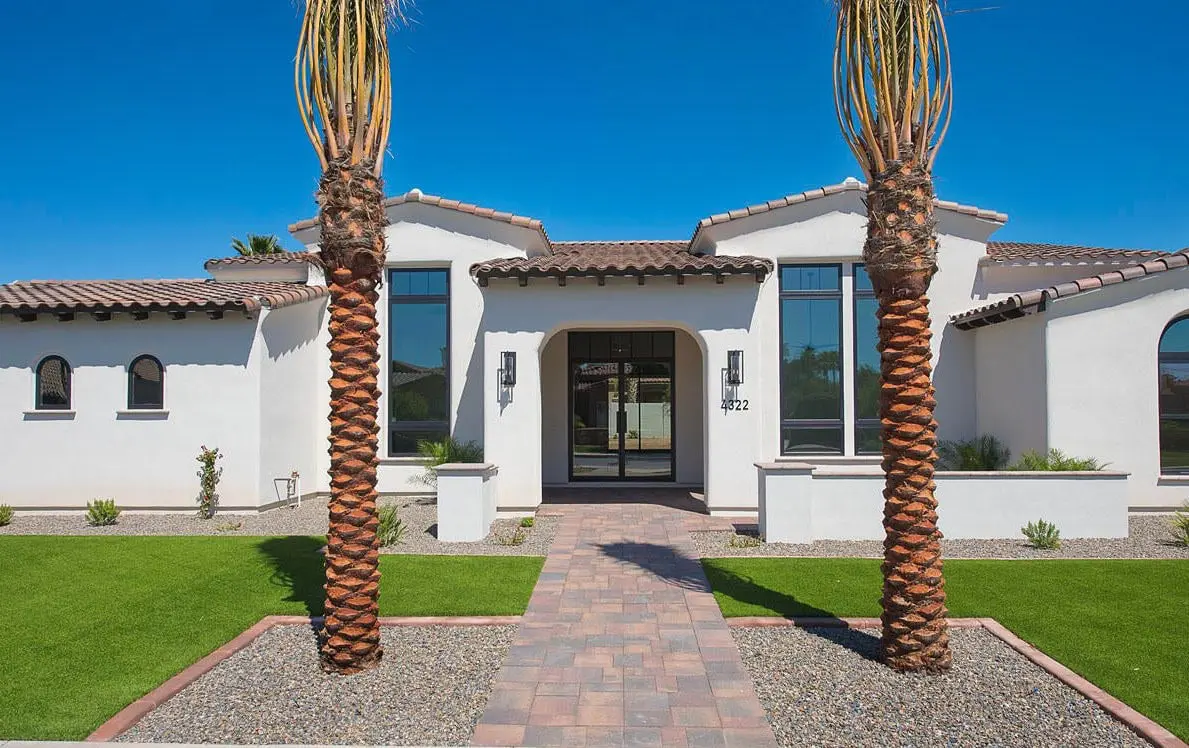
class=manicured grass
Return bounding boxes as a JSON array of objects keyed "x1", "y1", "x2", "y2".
[
  {"x1": 0, "y1": 536, "x2": 543, "y2": 740},
  {"x1": 703, "y1": 557, "x2": 1189, "y2": 741}
]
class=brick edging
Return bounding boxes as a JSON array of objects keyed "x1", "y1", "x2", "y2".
[
  {"x1": 86, "y1": 614, "x2": 522, "y2": 742},
  {"x1": 726, "y1": 616, "x2": 1187, "y2": 748}
]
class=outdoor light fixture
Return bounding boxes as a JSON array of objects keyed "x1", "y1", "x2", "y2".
[
  {"x1": 500, "y1": 351, "x2": 517, "y2": 387},
  {"x1": 727, "y1": 350, "x2": 744, "y2": 385}
]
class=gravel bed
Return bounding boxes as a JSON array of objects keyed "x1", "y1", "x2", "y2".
[
  {"x1": 733, "y1": 626, "x2": 1148, "y2": 748},
  {"x1": 0, "y1": 497, "x2": 557, "y2": 556},
  {"x1": 692, "y1": 515, "x2": 1189, "y2": 559},
  {"x1": 117, "y1": 624, "x2": 515, "y2": 745}
]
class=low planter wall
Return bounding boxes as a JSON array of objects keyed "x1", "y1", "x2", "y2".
[
  {"x1": 756, "y1": 463, "x2": 1130, "y2": 542},
  {"x1": 436, "y1": 463, "x2": 498, "y2": 542}
]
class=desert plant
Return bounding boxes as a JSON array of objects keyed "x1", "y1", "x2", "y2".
[
  {"x1": 519, "y1": 516, "x2": 535, "y2": 528},
  {"x1": 728, "y1": 533, "x2": 763, "y2": 549},
  {"x1": 196, "y1": 445, "x2": 223, "y2": 519},
  {"x1": 377, "y1": 505, "x2": 406, "y2": 547},
  {"x1": 1022, "y1": 519, "x2": 1062, "y2": 550},
  {"x1": 215, "y1": 521, "x2": 243, "y2": 533},
  {"x1": 1170, "y1": 502, "x2": 1189, "y2": 547},
  {"x1": 412, "y1": 438, "x2": 484, "y2": 488},
  {"x1": 1011, "y1": 449, "x2": 1105, "y2": 472},
  {"x1": 937, "y1": 435, "x2": 1011, "y2": 471},
  {"x1": 85, "y1": 499, "x2": 121, "y2": 527},
  {"x1": 0, "y1": 504, "x2": 13, "y2": 526},
  {"x1": 231, "y1": 233, "x2": 284, "y2": 256},
  {"x1": 492, "y1": 526, "x2": 527, "y2": 546}
]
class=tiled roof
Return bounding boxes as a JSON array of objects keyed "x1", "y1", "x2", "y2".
[
  {"x1": 0, "y1": 280, "x2": 328, "y2": 318},
  {"x1": 985, "y1": 242, "x2": 1166, "y2": 264},
  {"x1": 691, "y1": 178, "x2": 1008, "y2": 244},
  {"x1": 470, "y1": 240, "x2": 773, "y2": 286},
  {"x1": 952, "y1": 249, "x2": 1189, "y2": 330},
  {"x1": 289, "y1": 188, "x2": 550, "y2": 243},
  {"x1": 204, "y1": 252, "x2": 317, "y2": 269}
]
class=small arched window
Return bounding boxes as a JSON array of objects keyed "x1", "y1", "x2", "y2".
[
  {"x1": 128, "y1": 355, "x2": 165, "y2": 409},
  {"x1": 1159, "y1": 317, "x2": 1189, "y2": 474},
  {"x1": 36, "y1": 356, "x2": 72, "y2": 410}
]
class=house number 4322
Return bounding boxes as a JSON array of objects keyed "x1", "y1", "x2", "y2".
[{"x1": 721, "y1": 399, "x2": 749, "y2": 412}]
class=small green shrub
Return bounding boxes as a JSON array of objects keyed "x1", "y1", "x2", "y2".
[
  {"x1": 215, "y1": 521, "x2": 242, "y2": 533},
  {"x1": 412, "y1": 438, "x2": 484, "y2": 488},
  {"x1": 1170, "y1": 502, "x2": 1189, "y2": 547},
  {"x1": 728, "y1": 533, "x2": 763, "y2": 548},
  {"x1": 0, "y1": 504, "x2": 13, "y2": 527},
  {"x1": 937, "y1": 435, "x2": 1011, "y2": 471},
  {"x1": 85, "y1": 499, "x2": 121, "y2": 527},
  {"x1": 377, "y1": 506, "x2": 406, "y2": 547},
  {"x1": 492, "y1": 527, "x2": 527, "y2": 546},
  {"x1": 519, "y1": 516, "x2": 535, "y2": 528},
  {"x1": 1022, "y1": 519, "x2": 1061, "y2": 550},
  {"x1": 195, "y1": 445, "x2": 223, "y2": 519},
  {"x1": 1011, "y1": 449, "x2": 1105, "y2": 472}
]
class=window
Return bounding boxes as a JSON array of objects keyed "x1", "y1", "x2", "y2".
[
  {"x1": 853, "y1": 265, "x2": 881, "y2": 455},
  {"x1": 779, "y1": 265, "x2": 843, "y2": 454},
  {"x1": 35, "y1": 356, "x2": 71, "y2": 410},
  {"x1": 1159, "y1": 316, "x2": 1189, "y2": 474},
  {"x1": 389, "y1": 268, "x2": 449, "y2": 455},
  {"x1": 128, "y1": 355, "x2": 164, "y2": 409}
]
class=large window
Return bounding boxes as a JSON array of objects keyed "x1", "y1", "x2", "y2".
[
  {"x1": 389, "y1": 269, "x2": 449, "y2": 456},
  {"x1": 128, "y1": 355, "x2": 164, "y2": 409},
  {"x1": 853, "y1": 265, "x2": 881, "y2": 454},
  {"x1": 35, "y1": 356, "x2": 71, "y2": 410},
  {"x1": 1159, "y1": 316, "x2": 1189, "y2": 474},
  {"x1": 779, "y1": 265, "x2": 844, "y2": 453}
]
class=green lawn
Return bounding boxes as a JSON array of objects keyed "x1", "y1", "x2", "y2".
[
  {"x1": 703, "y1": 557, "x2": 1189, "y2": 741},
  {"x1": 0, "y1": 535, "x2": 543, "y2": 740}
]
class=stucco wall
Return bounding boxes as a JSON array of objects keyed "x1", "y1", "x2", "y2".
[
  {"x1": 974, "y1": 312, "x2": 1048, "y2": 457},
  {"x1": 540, "y1": 333, "x2": 568, "y2": 485}
]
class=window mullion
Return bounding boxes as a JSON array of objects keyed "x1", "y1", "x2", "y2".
[{"x1": 841, "y1": 264, "x2": 856, "y2": 456}]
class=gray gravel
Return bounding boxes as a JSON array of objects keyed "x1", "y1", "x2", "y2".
[
  {"x1": 692, "y1": 515, "x2": 1189, "y2": 559},
  {"x1": 0, "y1": 496, "x2": 557, "y2": 556},
  {"x1": 733, "y1": 626, "x2": 1149, "y2": 748},
  {"x1": 117, "y1": 624, "x2": 516, "y2": 746}
]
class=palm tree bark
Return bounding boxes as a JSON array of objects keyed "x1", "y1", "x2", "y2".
[
  {"x1": 317, "y1": 155, "x2": 386, "y2": 674},
  {"x1": 865, "y1": 160, "x2": 952, "y2": 674}
]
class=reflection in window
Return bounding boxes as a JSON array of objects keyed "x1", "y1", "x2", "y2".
[
  {"x1": 854, "y1": 265, "x2": 881, "y2": 455},
  {"x1": 389, "y1": 269, "x2": 450, "y2": 455},
  {"x1": 36, "y1": 356, "x2": 71, "y2": 410},
  {"x1": 128, "y1": 355, "x2": 164, "y2": 409},
  {"x1": 1159, "y1": 316, "x2": 1189, "y2": 473},
  {"x1": 779, "y1": 265, "x2": 843, "y2": 454}
]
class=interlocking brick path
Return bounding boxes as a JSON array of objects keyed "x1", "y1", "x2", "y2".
[{"x1": 473, "y1": 504, "x2": 778, "y2": 748}]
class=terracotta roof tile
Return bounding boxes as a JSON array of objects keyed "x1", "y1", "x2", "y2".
[
  {"x1": 203, "y1": 252, "x2": 318, "y2": 270},
  {"x1": 0, "y1": 280, "x2": 327, "y2": 317},
  {"x1": 470, "y1": 240, "x2": 773, "y2": 285},
  {"x1": 985, "y1": 242, "x2": 1166, "y2": 264},
  {"x1": 952, "y1": 248, "x2": 1189, "y2": 330}
]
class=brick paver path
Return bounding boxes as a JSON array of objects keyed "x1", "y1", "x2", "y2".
[{"x1": 472, "y1": 504, "x2": 778, "y2": 748}]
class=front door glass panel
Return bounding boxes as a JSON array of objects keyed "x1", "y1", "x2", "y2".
[
  {"x1": 622, "y1": 361, "x2": 673, "y2": 478},
  {"x1": 572, "y1": 362, "x2": 619, "y2": 479}
]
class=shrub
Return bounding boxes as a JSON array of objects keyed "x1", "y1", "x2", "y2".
[
  {"x1": 196, "y1": 445, "x2": 223, "y2": 519},
  {"x1": 519, "y1": 516, "x2": 535, "y2": 528},
  {"x1": 86, "y1": 499, "x2": 121, "y2": 527},
  {"x1": 492, "y1": 526, "x2": 527, "y2": 546},
  {"x1": 1170, "y1": 502, "x2": 1189, "y2": 547},
  {"x1": 215, "y1": 521, "x2": 242, "y2": 533},
  {"x1": 937, "y1": 435, "x2": 1011, "y2": 471},
  {"x1": 412, "y1": 438, "x2": 484, "y2": 488},
  {"x1": 377, "y1": 505, "x2": 406, "y2": 547},
  {"x1": 728, "y1": 533, "x2": 763, "y2": 548},
  {"x1": 1011, "y1": 449, "x2": 1105, "y2": 472},
  {"x1": 0, "y1": 504, "x2": 13, "y2": 527},
  {"x1": 1022, "y1": 519, "x2": 1061, "y2": 550}
]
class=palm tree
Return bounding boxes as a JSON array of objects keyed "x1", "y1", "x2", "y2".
[
  {"x1": 833, "y1": 0, "x2": 954, "y2": 673},
  {"x1": 231, "y1": 233, "x2": 285, "y2": 256},
  {"x1": 295, "y1": 0, "x2": 407, "y2": 675}
]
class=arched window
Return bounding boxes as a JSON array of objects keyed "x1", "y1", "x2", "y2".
[
  {"x1": 1159, "y1": 317, "x2": 1189, "y2": 474},
  {"x1": 128, "y1": 355, "x2": 164, "y2": 409},
  {"x1": 35, "y1": 356, "x2": 71, "y2": 410}
]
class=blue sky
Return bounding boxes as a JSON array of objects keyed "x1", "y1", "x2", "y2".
[{"x1": 1, "y1": 1, "x2": 1187, "y2": 281}]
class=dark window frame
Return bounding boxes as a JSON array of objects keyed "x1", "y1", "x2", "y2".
[
  {"x1": 1158, "y1": 315, "x2": 1189, "y2": 474},
  {"x1": 852, "y1": 264, "x2": 881, "y2": 455},
  {"x1": 127, "y1": 355, "x2": 165, "y2": 410},
  {"x1": 388, "y1": 268, "x2": 451, "y2": 457},
  {"x1": 35, "y1": 355, "x2": 72, "y2": 411},
  {"x1": 779, "y1": 264, "x2": 844, "y2": 456}
]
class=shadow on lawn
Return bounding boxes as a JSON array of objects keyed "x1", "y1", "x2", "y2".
[{"x1": 255, "y1": 536, "x2": 325, "y2": 616}]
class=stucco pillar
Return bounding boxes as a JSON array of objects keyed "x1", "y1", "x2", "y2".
[
  {"x1": 700, "y1": 330, "x2": 762, "y2": 513},
  {"x1": 483, "y1": 330, "x2": 545, "y2": 510}
]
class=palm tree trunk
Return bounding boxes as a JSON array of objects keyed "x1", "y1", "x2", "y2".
[
  {"x1": 864, "y1": 160, "x2": 952, "y2": 674},
  {"x1": 317, "y1": 156, "x2": 387, "y2": 674}
]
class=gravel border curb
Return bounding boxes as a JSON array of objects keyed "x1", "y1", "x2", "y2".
[
  {"x1": 86, "y1": 615, "x2": 522, "y2": 743},
  {"x1": 727, "y1": 617, "x2": 1186, "y2": 748}
]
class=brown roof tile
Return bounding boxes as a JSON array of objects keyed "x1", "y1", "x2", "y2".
[
  {"x1": 204, "y1": 252, "x2": 317, "y2": 270},
  {"x1": 0, "y1": 280, "x2": 328, "y2": 317},
  {"x1": 952, "y1": 248, "x2": 1189, "y2": 330},
  {"x1": 985, "y1": 242, "x2": 1166, "y2": 264},
  {"x1": 470, "y1": 240, "x2": 773, "y2": 285}
]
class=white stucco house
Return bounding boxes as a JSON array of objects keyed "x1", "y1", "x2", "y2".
[{"x1": 2, "y1": 178, "x2": 1186, "y2": 538}]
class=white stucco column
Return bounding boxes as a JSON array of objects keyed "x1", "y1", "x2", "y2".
[
  {"x1": 700, "y1": 329, "x2": 763, "y2": 513},
  {"x1": 483, "y1": 330, "x2": 545, "y2": 510}
]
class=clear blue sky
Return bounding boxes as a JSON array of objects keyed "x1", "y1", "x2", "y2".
[{"x1": 2, "y1": 1, "x2": 1187, "y2": 281}]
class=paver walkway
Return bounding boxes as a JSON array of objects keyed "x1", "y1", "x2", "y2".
[{"x1": 472, "y1": 503, "x2": 778, "y2": 748}]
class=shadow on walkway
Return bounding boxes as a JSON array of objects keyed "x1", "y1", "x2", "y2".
[{"x1": 544, "y1": 487, "x2": 709, "y2": 514}]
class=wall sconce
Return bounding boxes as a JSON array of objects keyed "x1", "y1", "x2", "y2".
[
  {"x1": 727, "y1": 350, "x2": 744, "y2": 385},
  {"x1": 500, "y1": 351, "x2": 517, "y2": 387}
]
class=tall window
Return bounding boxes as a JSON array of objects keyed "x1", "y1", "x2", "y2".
[
  {"x1": 779, "y1": 265, "x2": 843, "y2": 453},
  {"x1": 389, "y1": 268, "x2": 449, "y2": 456},
  {"x1": 128, "y1": 355, "x2": 164, "y2": 409},
  {"x1": 853, "y1": 265, "x2": 881, "y2": 454},
  {"x1": 1159, "y1": 316, "x2": 1189, "y2": 474},
  {"x1": 35, "y1": 356, "x2": 71, "y2": 410}
]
